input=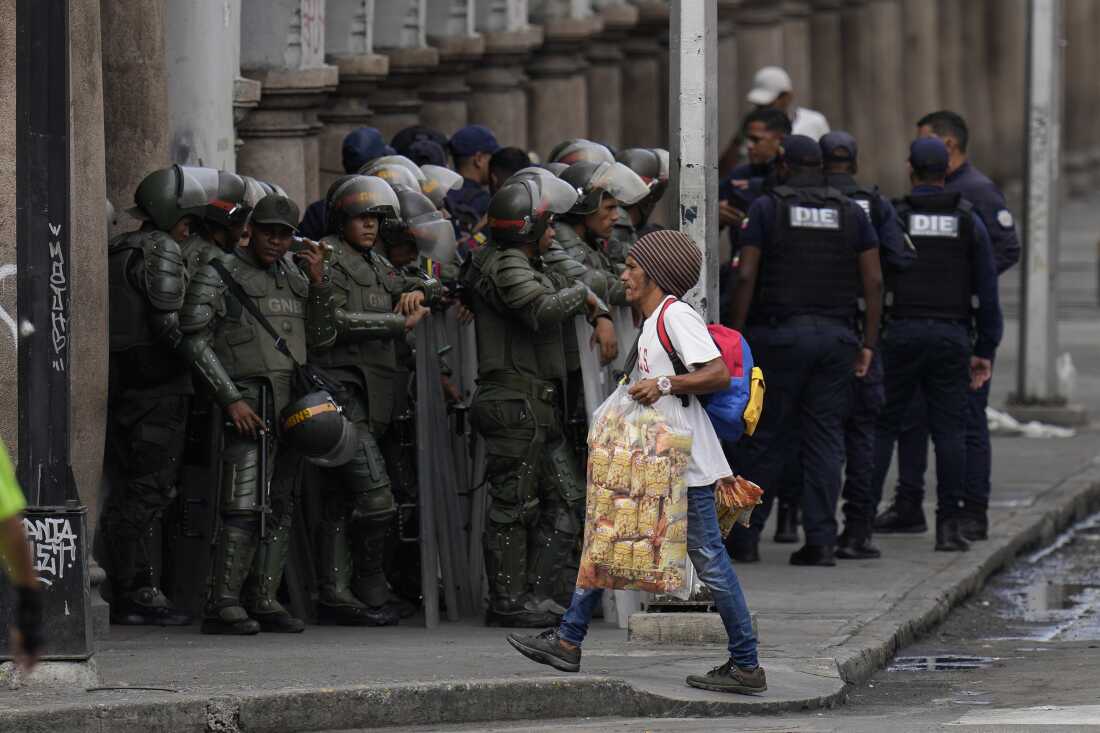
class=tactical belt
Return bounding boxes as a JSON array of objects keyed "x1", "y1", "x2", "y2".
[{"x1": 477, "y1": 371, "x2": 558, "y2": 403}]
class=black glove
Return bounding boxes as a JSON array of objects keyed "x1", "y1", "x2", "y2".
[{"x1": 15, "y1": 585, "x2": 43, "y2": 657}]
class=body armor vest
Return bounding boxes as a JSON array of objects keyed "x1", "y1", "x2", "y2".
[
  {"x1": 826, "y1": 173, "x2": 883, "y2": 229},
  {"x1": 465, "y1": 244, "x2": 569, "y2": 385},
  {"x1": 754, "y1": 182, "x2": 860, "y2": 320},
  {"x1": 211, "y1": 253, "x2": 309, "y2": 380},
  {"x1": 890, "y1": 191, "x2": 974, "y2": 320},
  {"x1": 181, "y1": 234, "x2": 225, "y2": 277},
  {"x1": 108, "y1": 231, "x2": 190, "y2": 385}
]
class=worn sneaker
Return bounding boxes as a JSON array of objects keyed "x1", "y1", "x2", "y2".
[
  {"x1": 686, "y1": 659, "x2": 767, "y2": 695},
  {"x1": 507, "y1": 629, "x2": 581, "y2": 673}
]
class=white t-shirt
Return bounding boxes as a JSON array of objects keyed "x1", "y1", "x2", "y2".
[
  {"x1": 631, "y1": 296, "x2": 732, "y2": 487},
  {"x1": 791, "y1": 106, "x2": 831, "y2": 141}
]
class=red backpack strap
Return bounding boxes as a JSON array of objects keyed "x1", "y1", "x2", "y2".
[{"x1": 655, "y1": 297, "x2": 689, "y2": 377}]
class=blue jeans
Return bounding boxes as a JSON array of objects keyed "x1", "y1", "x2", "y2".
[{"x1": 557, "y1": 484, "x2": 759, "y2": 669}]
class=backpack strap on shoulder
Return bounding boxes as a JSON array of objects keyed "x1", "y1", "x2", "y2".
[{"x1": 655, "y1": 298, "x2": 690, "y2": 407}]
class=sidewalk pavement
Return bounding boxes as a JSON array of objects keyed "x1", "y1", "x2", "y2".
[{"x1": 2, "y1": 423, "x2": 1098, "y2": 732}]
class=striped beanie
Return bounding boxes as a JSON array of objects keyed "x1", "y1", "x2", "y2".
[{"x1": 628, "y1": 230, "x2": 702, "y2": 298}]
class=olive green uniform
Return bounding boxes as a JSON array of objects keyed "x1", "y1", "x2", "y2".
[
  {"x1": 462, "y1": 240, "x2": 595, "y2": 618},
  {"x1": 606, "y1": 206, "x2": 636, "y2": 268},
  {"x1": 308, "y1": 236, "x2": 443, "y2": 612},
  {"x1": 179, "y1": 247, "x2": 336, "y2": 628},
  {"x1": 102, "y1": 229, "x2": 191, "y2": 615}
]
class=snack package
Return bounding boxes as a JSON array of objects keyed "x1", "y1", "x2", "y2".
[
  {"x1": 578, "y1": 383, "x2": 694, "y2": 599},
  {"x1": 715, "y1": 475, "x2": 764, "y2": 539}
]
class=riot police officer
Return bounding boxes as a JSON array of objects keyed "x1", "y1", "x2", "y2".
[
  {"x1": 309, "y1": 176, "x2": 444, "y2": 625},
  {"x1": 728, "y1": 134, "x2": 883, "y2": 567},
  {"x1": 871, "y1": 138, "x2": 1002, "y2": 552},
  {"x1": 462, "y1": 174, "x2": 616, "y2": 627},
  {"x1": 180, "y1": 194, "x2": 335, "y2": 634},
  {"x1": 102, "y1": 165, "x2": 207, "y2": 625},
  {"x1": 180, "y1": 168, "x2": 251, "y2": 275},
  {"x1": 878, "y1": 111, "x2": 1020, "y2": 541},
  {"x1": 608, "y1": 148, "x2": 670, "y2": 266}
]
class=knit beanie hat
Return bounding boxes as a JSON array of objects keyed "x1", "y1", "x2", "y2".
[{"x1": 628, "y1": 229, "x2": 702, "y2": 298}]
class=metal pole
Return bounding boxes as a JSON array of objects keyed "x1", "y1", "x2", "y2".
[
  {"x1": 1017, "y1": 0, "x2": 1064, "y2": 403},
  {"x1": 670, "y1": 0, "x2": 719, "y2": 322}
]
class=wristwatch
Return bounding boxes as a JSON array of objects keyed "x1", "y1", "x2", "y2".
[{"x1": 657, "y1": 376, "x2": 673, "y2": 396}]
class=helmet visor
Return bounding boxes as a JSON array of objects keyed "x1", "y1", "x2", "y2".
[
  {"x1": 175, "y1": 165, "x2": 214, "y2": 210},
  {"x1": 589, "y1": 161, "x2": 650, "y2": 207},
  {"x1": 363, "y1": 163, "x2": 422, "y2": 193},
  {"x1": 333, "y1": 175, "x2": 402, "y2": 219},
  {"x1": 408, "y1": 212, "x2": 458, "y2": 264},
  {"x1": 654, "y1": 148, "x2": 671, "y2": 181},
  {"x1": 419, "y1": 164, "x2": 463, "y2": 208},
  {"x1": 554, "y1": 140, "x2": 615, "y2": 165},
  {"x1": 366, "y1": 155, "x2": 426, "y2": 182},
  {"x1": 531, "y1": 175, "x2": 580, "y2": 216}
]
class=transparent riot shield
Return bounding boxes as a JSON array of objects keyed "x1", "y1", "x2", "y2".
[{"x1": 610, "y1": 305, "x2": 640, "y2": 377}]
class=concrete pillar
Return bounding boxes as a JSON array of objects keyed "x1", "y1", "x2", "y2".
[
  {"x1": 372, "y1": 1, "x2": 441, "y2": 140},
  {"x1": 864, "y1": 0, "x2": 905, "y2": 195},
  {"x1": 900, "y1": 0, "x2": 938, "y2": 130},
  {"x1": 237, "y1": 0, "x2": 339, "y2": 208},
  {"x1": 781, "y1": 1, "x2": 812, "y2": 109},
  {"x1": 100, "y1": 0, "x2": 171, "y2": 237},
  {"x1": 960, "y1": 0, "x2": 997, "y2": 180},
  {"x1": 733, "y1": 0, "x2": 784, "y2": 116},
  {"x1": 320, "y1": 1, "x2": 389, "y2": 191},
  {"x1": 809, "y1": 0, "x2": 844, "y2": 131},
  {"x1": 165, "y1": 0, "x2": 238, "y2": 169},
  {"x1": 987, "y1": 0, "x2": 1026, "y2": 191},
  {"x1": 716, "y1": 0, "x2": 740, "y2": 156},
  {"x1": 585, "y1": 1, "x2": 638, "y2": 149},
  {"x1": 1064, "y1": 0, "x2": 1095, "y2": 194},
  {"x1": 469, "y1": 2, "x2": 541, "y2": 152},
  {"x1": 840, "y1": 1, "x2": 872, "y2": 154},
  {"x1": 423, "y1": 0, "x2": 485, "y2": 137},
  {"x1": 936, "y1": 0, "x2": 965, "y2": 115},
  {"x1": 527, "y1": 2, "x2": 600, "y2": 161}
]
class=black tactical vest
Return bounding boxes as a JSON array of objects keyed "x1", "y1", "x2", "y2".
[
  {"x1": 826, "y1": 173, "x2": 883, "y2": 230},
  {"x1": 754, "y1": 181, "x2": 860, "y2": 320},
  {"x1": 889, "y1": 191, "x2": 974, "y2": 320}
]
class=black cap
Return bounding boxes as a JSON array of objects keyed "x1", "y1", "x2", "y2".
[
  {"x1": 820, "y1": 131, "x2": 858, "y2": 162},
  {"x1": 251, "y1": 194, "x2": 300, "y2": 231},
  {"x1": 781, "y1": 134, "x2": 823, "y2": 167},
  {"x1": 909, "y1": 138, "x2": 949, "y2": 175}
]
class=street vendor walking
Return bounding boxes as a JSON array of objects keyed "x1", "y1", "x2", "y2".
[{"x1": 507, "y1": 230, "x2": 765, "y2": 695}]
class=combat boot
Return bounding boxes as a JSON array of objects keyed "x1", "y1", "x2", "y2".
[
  {"x1": 935, "y1": 516, "x2": 970, "y2": 552},
  {"x1": 725, "y1": 525, "x2": 760, "y2": 563},
  {"x1": 111, "y1": 585, "x2": 192, "y2": 626},
  {"x1": 316, "y1": 519, "x2": 398, "y2": 626},
  {"x1": 202, "y1": 524, "x2": 260, "y2": 635},
  {"x1": 874, "y1": 500, "x2": 928, "y2": 534},
  {"x1": 958, "y1": 501, "x2": 989, "y2": 541},
  {"x1": 773, "y1": 501, "x2": 800, "y2": 544},
  {"x1": 486, "y1": 595, "x2": 561, "y2": 628},
  {"x1": 349, "y1": 514, "x2": 401, "y2": 626},
  {"x1": 243, "y1": 523, "x2": 305, "y2": 633},
  {"x1": 835, "y1": 531, "x2": 881, "y2": 560}
]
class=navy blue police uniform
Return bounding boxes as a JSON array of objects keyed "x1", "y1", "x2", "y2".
[
  {"x1": 445, "y1": 125, "x2": 500, "y2": 239},
  {"x1": 718, "y1": 159, "x2": 777, "y2": 324},
  {"x1": 886, "y1": 159, "x2": 1017, "y2": 536},
  {"x1": 870, "y1": 140, "x2": 1003, "y2": 550},
  {"x1": 729, "y1": 156, "x2": 879, "y2": 557}
]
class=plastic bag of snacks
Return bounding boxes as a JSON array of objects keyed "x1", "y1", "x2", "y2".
[
  {"x1": 715, "y1": 475, "x2": 764, "y2": 539},
  {"x1": 576, "y1": 384, "x2": 695, "y2": 600}
]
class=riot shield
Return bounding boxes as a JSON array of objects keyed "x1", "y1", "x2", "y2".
[
  {"x1": 573, "y1": 315, "x2": 617, "y2": 418},
  {"x1": 610, "y1": 305, "x2": 640, "y2": 377}
]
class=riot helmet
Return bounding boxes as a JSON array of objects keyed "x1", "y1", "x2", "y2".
[
  {"x1": 550, "y1": 138, "x2": 616, "y2": 166},
  {"x1": 545, "y1": 162, "x2": 569, "y2": 176},
  {"x1": 128, "y1": 165, "x2": 208, "y2": 232},
  {"x1": 329, "y1": 175, "x2": 401, "y2": 234},
  {"x1": 384, "y1": 187, "x2": 458, "y2": 265},
  {"x1": 487, "y1": 174, "x2": 578, "y2": 247},
  {"x1": 419, "y1": 164, "x2": 463, "y2": 209},
  {"x1": 559, "y1": 160, "x2": 650, "y2": 216},
  {"x1": 615, "y1": 147, "x2": 670, "y2": 225},
  {"x1": 191, "y1": 169, "x2": 250, "y2": 228},
  {"x1": 280, "y1": 391, "x2": 358, "y2": 467},
  {"x1": 359, "y1": 161, "x2": 423, "y2": 194}
]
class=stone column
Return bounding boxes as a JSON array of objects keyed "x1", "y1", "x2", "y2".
[
  {"x1": 100, "y1": 0, "x2": 171, "y2": 237},
  {"x1": 809, "y1": 0, "x2": 844, "y2": 130},
  {"x1": 1064, "y1": 0, "x2": 1095, "y2": 194},
  {"x1": 900, "y1": 0, "x2": 938, "y2": 130},
  {"x1": 585, "y1": 1, "x2": 638, "y2": 149},
  {"x1": 372, "y1": 1, "x2": 441, "y2": 141},
  {"x1": 864, "y1": 0, "x2": 906, "y2": 195},
  {"x1": 936, "y1": 0, "x2": 964, "y2": 115},
  {"x1": 960, "y1": 0, "x2": 997, "y2": 180},
  {"x1": 230, "y1": 2, "x2": 263, "y2": 159},
  {"x1": 527, "y1": 2, "x2": 601, "y2": 161},
  {"x1": 781, "y1": 1, "x2": 812, "y2": 109},
  {"x1": 734, "y1": 0, "x2": 784, "y2": 114},
  {"x1": 423, "y1": 0, "x2": 485, "y2": 137},
  {"x1": 320, "y1": 1, "x2": 389, "y2": 191},
  {"x1": 840, "y1": 1, "x2": 872, "y2": 152},
  {"x1": 237, "y1": 0, "x2": 339, "y2": 207},
  {"x1": 987, "y1": 0, "x2": 1026, "y2": 191},
  {"x1": 165, "y1": 0, "x2": 238, "y2": 169},
  {"x1": 716, "y1": 0, "x2": 740, "y2": 156},
  {"x1": 469, "y1": 2, "x2": 541, "y2": 152}
]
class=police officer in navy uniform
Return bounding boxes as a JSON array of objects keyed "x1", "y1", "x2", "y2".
[
  {"x1": 876, "y1": 111, "x2": 1018, "y2": 541},
  {"x1": 871, "y1": 138, "x2": 1002, "y2": 552},
  {"x1": 446, "y1": 124, "x2": 501, "y2": 239},
  {"x1": 728, "y1": 134, "x2": 883, "y2": 567}
]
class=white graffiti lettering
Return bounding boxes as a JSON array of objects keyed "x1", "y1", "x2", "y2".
[
  {"x1": 48, "y1": 223, "x2": 68, "y2": 371},
  {"x1": 22, "y1": 516, "x2": 78, "y2": 587}
]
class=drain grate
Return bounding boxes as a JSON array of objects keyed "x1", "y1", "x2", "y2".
[{"x1": 888, "y1": 655, "x2": 996, "y2": 672}]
